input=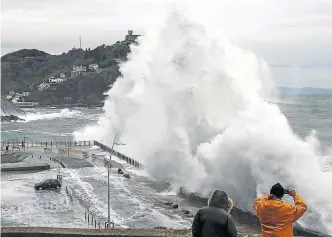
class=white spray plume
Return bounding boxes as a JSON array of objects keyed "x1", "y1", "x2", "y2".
[{"x1": 75, "y1": 1, "x2": 332, "y2": 234}]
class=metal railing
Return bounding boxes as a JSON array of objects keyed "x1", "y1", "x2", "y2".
[
  {"x1": 1, "y1": 140, "x2": 94, "y2": 149},
  {"x1": 94, "y1": 141, "x2": 143, "y2": 168},
  {"x1": 65, "y1": 186, "x2": 114, "y2": 229}
]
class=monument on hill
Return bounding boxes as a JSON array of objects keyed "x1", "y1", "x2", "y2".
[{"x1": 125, "y1": 30, "x2": 141, "y2": 42}]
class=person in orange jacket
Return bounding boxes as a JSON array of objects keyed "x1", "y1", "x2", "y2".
[{"x1": 254, "y1": 183, "x2": 307, "y2": 237}]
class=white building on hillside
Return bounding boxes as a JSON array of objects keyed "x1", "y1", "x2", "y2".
[
  {"x1": 89, "y1": 64, "x2": 99, "y2": 71},
  {"x1": 73, "y1": 65, "x2": 86, "y2": 72},
  {"x1": 21, "y1": 91, "x2": 30, "y2": 97},
  {"x1": 38, "y1": 82, "x2": 51, "y2": 91},
  {"x1": 49, "y1": 77, "x2": 64, "y2": 84},
  {"x1": 71, "y1": 65, "x2": 87, "y2": 77}
]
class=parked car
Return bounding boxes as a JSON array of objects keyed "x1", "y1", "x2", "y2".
[
  {"x1": 118, "y1": 168, "x2": 124, "y2": 174},
  {"x1": 35, "y1": 179, "x2": 61, "y2": 190}
]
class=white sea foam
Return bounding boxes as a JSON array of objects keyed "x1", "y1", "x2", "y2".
[{"x1": 23, "y1": 108, "x2": 82, "y2": 122}]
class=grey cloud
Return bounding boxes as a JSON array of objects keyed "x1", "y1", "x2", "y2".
[{"x1": 2, "y1": 0, "x2": 332, "y2": 87}]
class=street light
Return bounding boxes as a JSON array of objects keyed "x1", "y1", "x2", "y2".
[
  {"x1": 23, "y1": 136, "x2": 27, "y2": 152},
  {"x1": 67, "y1": 137, "x2": 71, "y2": 157},
  {"x1": 106, "y1": 134, "x2": 125, "y2": 228}
]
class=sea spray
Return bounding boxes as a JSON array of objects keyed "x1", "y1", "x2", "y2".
[{"x1": 75, "y1": 2, "x2": 332, "y2": 234}]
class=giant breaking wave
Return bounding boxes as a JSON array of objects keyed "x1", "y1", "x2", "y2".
[{"x1": 75, "y1": 2, "x2": 332, "y2": 234}]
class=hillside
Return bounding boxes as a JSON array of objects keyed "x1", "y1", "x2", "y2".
[{"x1": 1, "y1": 31, "x2": 140, "y2": 106}]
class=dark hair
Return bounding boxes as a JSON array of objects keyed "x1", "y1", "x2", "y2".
[{"x1": 270, "y1": 183, "x2": 285, "y2": 199}]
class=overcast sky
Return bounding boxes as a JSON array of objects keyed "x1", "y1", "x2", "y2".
[{"x1": 2, "y1": 0, "x2": 332, "y2": 88}]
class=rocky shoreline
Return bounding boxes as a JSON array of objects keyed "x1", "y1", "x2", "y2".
[
  {"x1": 1, "y1": 115, "x2": 25, "y2": 123},
  {"x1": 1, "y1": 97, "x2": 26, "y2": 123}
]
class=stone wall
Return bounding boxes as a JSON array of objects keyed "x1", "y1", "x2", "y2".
[{"x1": 1, "y1": 227, "x2": 191, "y2": 237}]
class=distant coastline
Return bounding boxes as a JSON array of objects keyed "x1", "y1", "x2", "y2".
[{"x1": 278, "y1": 87, "x2": 332, "y2": 94}]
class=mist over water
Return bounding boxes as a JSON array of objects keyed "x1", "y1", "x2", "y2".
[{"x1": 75, "y1": 2, "x2": 332, "y2": 234}]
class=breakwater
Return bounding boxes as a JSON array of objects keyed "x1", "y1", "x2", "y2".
[{"x1": 93, "y1": 141, "x2": 143, "y2": 168}]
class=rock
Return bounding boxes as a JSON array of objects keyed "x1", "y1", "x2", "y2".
[
  {"x1": 154, "y1": 226, "x2": 167, "y2": 229},
  {"x1": 162, "y1": 201, "x2": 173, "y2": 206},
  {"x1": 1, "y1": 115, "x2": 25, "y2": 123},
  {"x1": 123, "y1": 174, "x2": 131, "y2": 179},
  {"x1": 188, "y1": 192, "x2": 209, "y2": 205},
  {"x1": 171, "y1": 204, "x2": 179, "y2": 209},
  {"x1": 118, "y1": 168, "x2": 124, "y2": 174},
  {"x1": 1, "y1": 97, "x2": 26, "y2": 117},
  {"x1": 182, "y1": 210, "x2": 190, "y2": 215}
]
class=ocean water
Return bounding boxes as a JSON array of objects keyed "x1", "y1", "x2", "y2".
[
  {"x1": 278, "y1": 94, "x2": 332, "y2": 148},
  {"x1": 1, "y1": 107, "x2": 101, "y2": 142},
  {"x1": 2, "y1": 95, "x2": 332, "y2": 147}
]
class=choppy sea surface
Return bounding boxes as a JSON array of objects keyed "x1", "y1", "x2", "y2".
[{"x1": 2, "y1": 95, "x2": 332, "y2": 146}]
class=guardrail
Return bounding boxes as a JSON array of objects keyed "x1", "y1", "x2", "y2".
[
  {"x1": 64, "y1": 186, "x2": 114, "y2": 229},
  {"x1": 1, "y1": 140, "x2": 94, "y2": 149},
  {"x1": 93, "y1": 141, "x2": 143, "y2": 168}
]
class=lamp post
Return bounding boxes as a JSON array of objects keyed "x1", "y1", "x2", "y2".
[
  {"x1": 106, "y1": 134, "x2": 126, "y2": 228},
  {"x1": 23, "y1": 136, "x2": 27, "y2": 152},
  {"x1": 67, "y1": 137, "x2": 71, "y2": 157}
]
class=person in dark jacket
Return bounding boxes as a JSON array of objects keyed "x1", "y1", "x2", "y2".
[{"x1": 192, "y1": 190, "x2": 237, "y2": 237}]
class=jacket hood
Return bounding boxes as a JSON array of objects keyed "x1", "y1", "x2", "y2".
[{"x1": 209, "y1": 190, "x2": 229, "y2": 210}]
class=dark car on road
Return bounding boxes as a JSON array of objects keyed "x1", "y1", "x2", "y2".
[{"x1": 35, "y1": 179, "x2": 61, "y2": 190}]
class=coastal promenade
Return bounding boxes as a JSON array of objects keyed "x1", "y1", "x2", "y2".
[
  {"x1": 1, "y1": 140, "x2": 331, "y2": 237},
  {"x1": 1, "y1": 140, "x2": 143, "y2": 168}
]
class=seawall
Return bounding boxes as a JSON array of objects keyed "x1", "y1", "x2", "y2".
[
  {"x1": 1, "y1": 227, "x2": 267, "y2": 237},
  {"x1": 1, "y1": 227, "x2": 192, "y2": 237}
]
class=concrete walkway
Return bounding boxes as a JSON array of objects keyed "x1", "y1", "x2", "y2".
[
  {"x1": 1, "y1": 161, "x2": 50, "y2": 171},
  {"x1": 1, "y1": 151, "x2": 31, "y2": 163},
  {"x1": 50, "y1": 155, "x2": 94, "y2": 169},
  {"x1": 22, "y1": 147, "x2": 94, "y2": 169},
  {"x1": 1, "y1": 146, "x2": 93, "y2": 171}
]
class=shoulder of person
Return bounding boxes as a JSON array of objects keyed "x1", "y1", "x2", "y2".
[
  {"x1": 225, "y1": 209, "x2": 234, "y2": 218},
  {"x1": 216, "y1": 207, "x2": 232, "y2": 217},
  {"x1": 278, "y1": 202, "x2": 297, "y2": 212},
  {"x1": 200, "y1": 206, "x2": 210, "y2": 211}
]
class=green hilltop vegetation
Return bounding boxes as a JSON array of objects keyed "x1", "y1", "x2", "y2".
[{"x1": 1, "y1": 31, "x2": 140, "y2": 106}]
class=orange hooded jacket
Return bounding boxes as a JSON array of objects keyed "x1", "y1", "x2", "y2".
[{"x1": 254, "y1": 194, "x2": 307, "y2": 237}]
